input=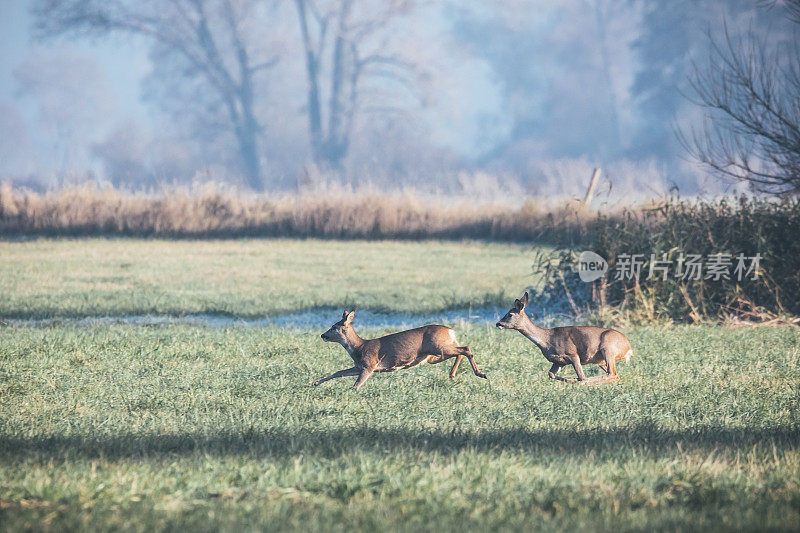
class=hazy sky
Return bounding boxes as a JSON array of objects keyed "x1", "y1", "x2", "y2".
[
  {"x1": 0, "y1": 0, "x2": 791, "y2": 195},
  {"x1": 0, "y1": 0, "x2": 510, "y2": 169},
  {"x1": 1, "y1": 1, "x2": 152, "y2": 117},
  {"x1": 1, "y1": 0, "x2": 155, "y2": 175}
]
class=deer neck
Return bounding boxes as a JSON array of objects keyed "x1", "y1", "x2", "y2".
[
  {"x1": 518, "y1": 315, "x2": 551, "y2": 349},
  {"x1": 340, "y1": 329, "x2": 365, "y2": 358}
]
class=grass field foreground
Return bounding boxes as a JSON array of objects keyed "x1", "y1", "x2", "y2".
[
  {"x1": 1, "y1": 238, "x2": 799, "y2": 531},
  {"x1": 1, "y1": 323, "x2": 799, "y2": 531}
]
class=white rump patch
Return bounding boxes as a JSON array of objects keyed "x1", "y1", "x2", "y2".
[
  {"x1": 624, "y1": 349, "x2": 632, "y2": 362},
  {"x1": 448, "y1": 329, "x2": 457, "y2": 343}
]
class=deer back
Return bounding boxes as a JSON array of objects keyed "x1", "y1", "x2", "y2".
[{"x1": 356, "y1": 325, "x2": 457, "y2": 371}]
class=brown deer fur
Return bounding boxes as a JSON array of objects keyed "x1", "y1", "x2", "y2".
[
  {"x1": 496, "y1": 292, "x2": 633, "y2": 383},
  {"x1": 315, "y1": 310, "x2": 487, "y2": 389}
]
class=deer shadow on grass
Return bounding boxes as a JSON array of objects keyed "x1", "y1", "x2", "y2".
[{"x1": 2, "y1": 423, "x2": 798, "y2": 463}]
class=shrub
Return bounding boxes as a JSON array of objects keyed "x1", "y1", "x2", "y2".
[{"x1": 532, "y1": 196, "x2": 800, "y2": 323}]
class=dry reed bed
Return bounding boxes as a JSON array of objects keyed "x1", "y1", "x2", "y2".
[{"x1": 0, "y1": 183, "x2": 601, "y2": 242}]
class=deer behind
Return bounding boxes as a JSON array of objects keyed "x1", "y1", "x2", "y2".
[
  {"x1": 315, "y1": 310, "x2": 487, "y2": 389},
  {"x1": 496, "y1": 292, "x2": 632, "y2": 383}
]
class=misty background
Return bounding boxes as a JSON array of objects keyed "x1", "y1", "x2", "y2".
[{"x1": 0, "y1": 0, "x2": 795, "y2": 198}]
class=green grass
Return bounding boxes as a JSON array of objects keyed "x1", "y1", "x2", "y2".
[
  {"x1": 1, "y1": 323, "x2": 799, "y2": 531},
  {"x1": 1, "y1": 238, "x2": 799, "y2": 531},
  {"x1": 0, "y1": 238, "x2": 540, "y2": 319}
]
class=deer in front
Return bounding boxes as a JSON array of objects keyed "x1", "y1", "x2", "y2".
[
  {"x1": 314, "y1": 310, "x2": 487, "y2": 389},
  {"x1": 496, "y1": 292, "x2": 632, "y2": 383}
]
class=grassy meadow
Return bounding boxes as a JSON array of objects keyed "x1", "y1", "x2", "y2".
[
  {"x1": 0, "y1": 239, "x2": 539, "y2": 319},
  {"x1": 1, "y1": 238, "x2": 799, "y2": 531}
]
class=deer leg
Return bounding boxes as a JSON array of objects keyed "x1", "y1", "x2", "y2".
[
  {"x1": 588, "y1": 349, "x2": 620, "y2": 383},
  {"x1": 449, "y1": 353, "x2": 463, "y2": 379},
  {"x1": 604, "y1": 349, "x2": 618, "y2": 377},
  {"x1": 569, "y1": 355, "x2": 588, "y2": 382},
  {"x1": 548, "y1": 362, "x2": 577, "y2": 383},
  {"x1": 459, "y1": 346, "x2": 486, "y2": 379},
  {"x1": 438, "y1": 346, "x2": 485, "y2": 380},
  {"x1": 580, "y1": 351, "x2": 620, "y2": 384},
  {"x1": 424, "y1": 353, "x2": 463, "y2": 379},
  {"x1": 353, "y1": 367, "x2": 374, "y2": 389},
  {"x1": 583, "y1": 374, "x2": 619, "y2": 384},
  {"x1": 312, "y1": 366, "x2": 360, "y2": 386}
]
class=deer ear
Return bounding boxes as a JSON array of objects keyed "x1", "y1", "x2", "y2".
[
  {"x1": 344, "y1": 310, "x2": 355, "y2": 324},
  {"x1": 514, "y1": 299, "x2": 523, "y2": 311},
  {"x1": 342, "y1": 309, "x2": 350, "y2": 320},
  {"x1": 520, "y1": 292, "x2": 529, "y2": 307}
]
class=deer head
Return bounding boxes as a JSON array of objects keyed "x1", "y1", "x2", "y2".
[
  {"x1": 321, "y1": 309, "x2": 356, "y2": 343},
  {"x1": 496, "y1": 292, "x2": 530, "y2": 330}
]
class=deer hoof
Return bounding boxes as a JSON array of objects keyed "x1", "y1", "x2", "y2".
[
  {"x1": 477, "y1": 372, "x2": 487, "y2": 379},
  {"x1": 312, "y1": 381, "x2": 320, "y2": 386}
]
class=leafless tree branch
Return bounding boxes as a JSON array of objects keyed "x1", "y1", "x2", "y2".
[
  {"x1": 32, "y1": 0, "x2": 277, "y2": 190},
  {"x1": 681, "y1": 15, "x2": 800, "y2": 195}
]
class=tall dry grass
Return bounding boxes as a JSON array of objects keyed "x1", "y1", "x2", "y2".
[{"x1": 0, "y1": 182, "x2": 604, "y2": 242}]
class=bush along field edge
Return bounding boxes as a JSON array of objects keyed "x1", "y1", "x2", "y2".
[{"x1": 530, "y1": 195, "x2": 800, "y2": 325}]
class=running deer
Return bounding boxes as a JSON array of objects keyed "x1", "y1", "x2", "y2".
[
  {"x1": 314, "y1": 310, "x2": 487, "y2": 389},
  {"x1": 495, "y1": 292, "x2": 633, "y2": 383}
]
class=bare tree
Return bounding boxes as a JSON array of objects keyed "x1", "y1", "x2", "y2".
[
  {"x1": 683, "y1": 3, "x2": 800, "y2": 195},
  {"x1": 33, "y1": 0, "x2": 278, "y2": 190},
  {"x1": 294, "y1": 0, "x2": 416, "y2": 172},
  {"x1": 777, "y1": 0, "x2": 800, "y2": 23}
]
